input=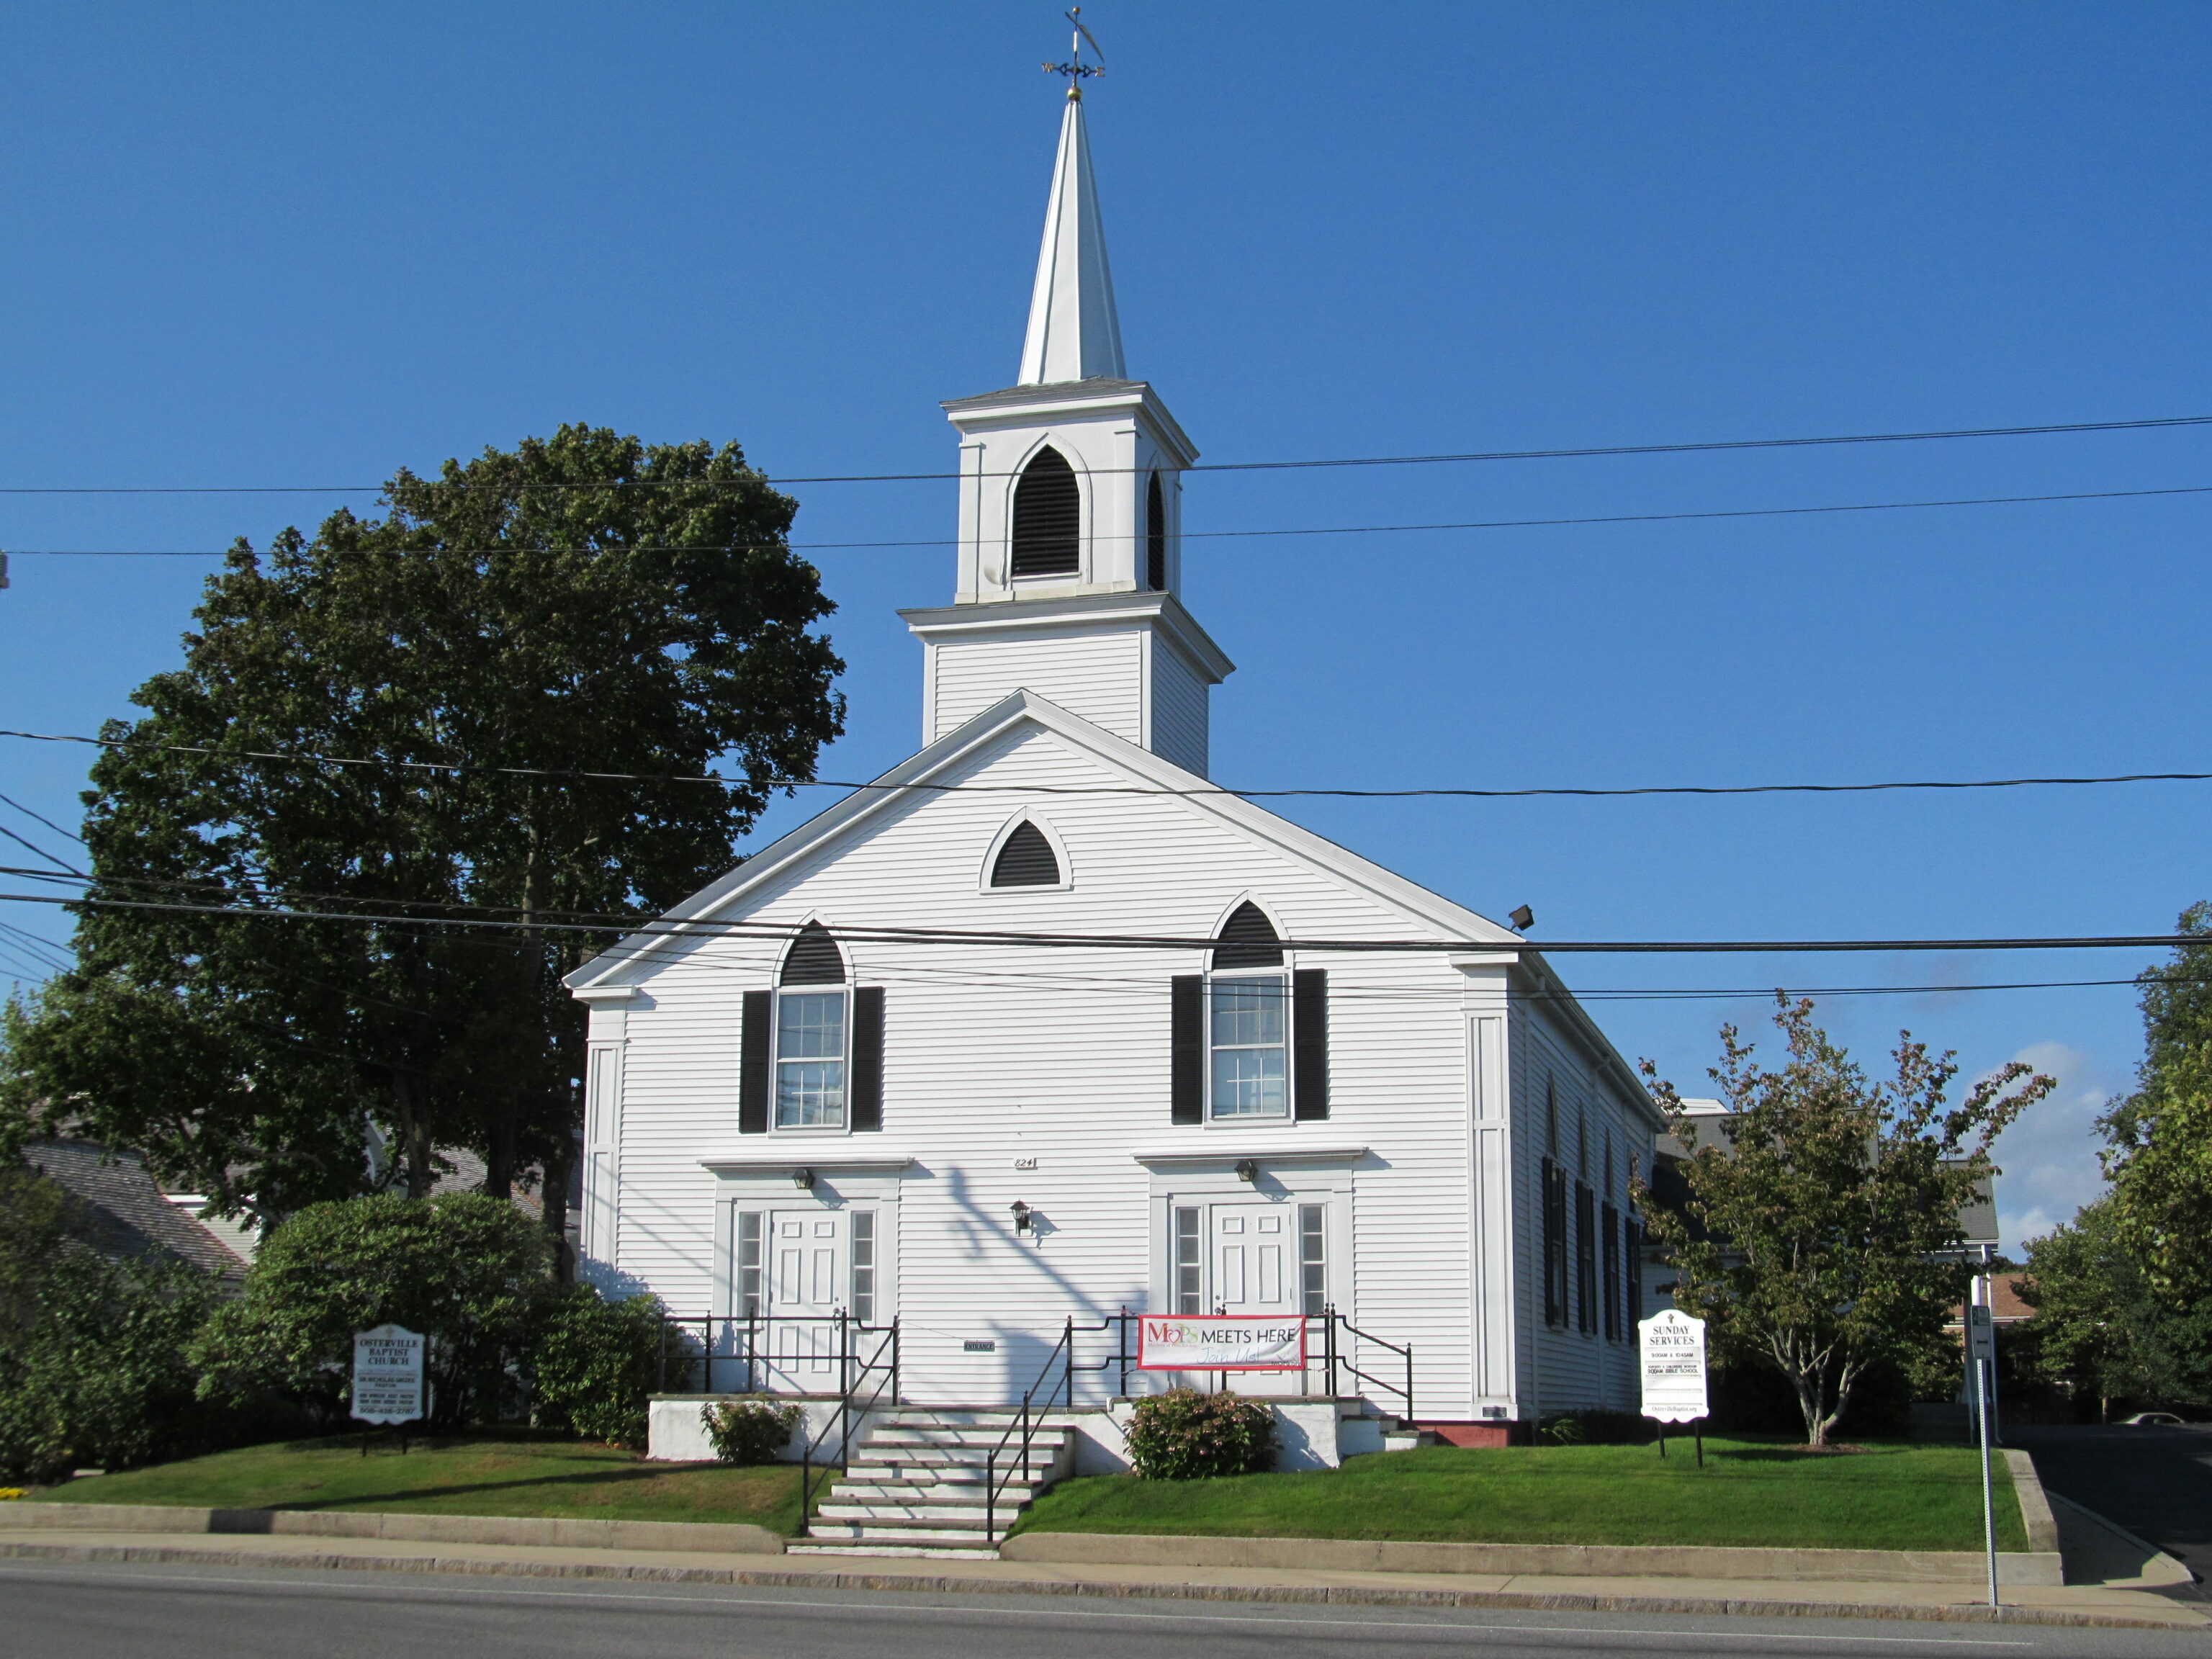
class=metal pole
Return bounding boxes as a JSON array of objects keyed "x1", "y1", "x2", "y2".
[
  {"x1": 1694, "y1": 1420, "x2": 1704, "y2": 1468},
  {"x1": 1982, "y1": 1245, "x2": 2003, "y2": 1447},
  {"x1": 1978, "y1": 1351, "x2": 1999, "y2": 1608}
]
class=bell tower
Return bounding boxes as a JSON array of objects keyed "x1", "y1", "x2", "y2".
[{"x1": 902, "y1": 86, "x2": 1233, "y2": 776}]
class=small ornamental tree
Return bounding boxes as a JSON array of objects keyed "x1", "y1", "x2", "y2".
[
  {"x1": 1637, "y1": 998, "x2": 2054, "y2": 1447},
  {"x1": 1123, "y1": 1389, "x2": 1277, "y2": 1479}
]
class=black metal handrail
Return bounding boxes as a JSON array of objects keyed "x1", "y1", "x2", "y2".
[
  {"x1": 797, "y1": 1312, "x2": 900, "y2": 1531},
  {"x1": 655, "y1": 1311, "x2": 900, "y2": 1397},
  {"x1": 982, "y1": 1316, "x2": 1080, "y2": 1542},
  {"x1": 1319, "y1": 1304, "x2": 1414, "y2": 1423}
]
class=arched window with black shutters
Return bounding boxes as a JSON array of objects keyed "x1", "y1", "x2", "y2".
[
  {"x1": 1172, "y1": 902, "x2": 1328, "y2": 1125},
  {"x1": 1145, "y1": 471, "x2": 1166, "y2": 592},
  {"x1": 989, "y1": 820, "x2": 1063, "y2": 887},
  {"x1": 1010, "y1": 446, "x2": 1081, "y2": 577},
  {"x1": 739, "y1": 922, "x2": 885, "y2": 1134}
]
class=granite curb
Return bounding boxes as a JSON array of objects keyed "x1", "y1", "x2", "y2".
[{"x1": 0, "y1": 1535, "x2": 2199, "y2": 1631}]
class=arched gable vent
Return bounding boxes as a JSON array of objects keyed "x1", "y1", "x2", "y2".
[
  {"x1": 780, "y1": 921, "x2": 846, "y2": 984},
  {"x1": 990, "y1": 821, "x2": 1063, "y2": 888},
  {"x1": 1010, "y1": 446, "x2": 1081, "y2": 577},
  {"x1": 1145, "y1": 471, "x2": 1166, "y2": 592},
  {"x1": 1211, "y1": 902, "x2": 1284, "y2": 970}
]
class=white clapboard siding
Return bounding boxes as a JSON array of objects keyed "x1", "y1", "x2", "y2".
[
  {"x1": 1147, "y1": 639, "x2": 1210, "y2": 776},
  {"x1": 928, "y1": 630, "x2": 1144, "y2": 747},
  {"x1": 586, "y1": 709, "x2": 1655, "y2": 1424}
]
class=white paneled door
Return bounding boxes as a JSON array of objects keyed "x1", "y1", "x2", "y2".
[
  {"x1": 763, "y1": 1208, "x2": 847, "y2": 1390},
  {"x1": 1208, "y1": 1202, "x2": 1305, "y2": 1318}
]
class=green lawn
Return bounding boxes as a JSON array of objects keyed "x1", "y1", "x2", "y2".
[
  {"x1": 1012, "y1": 1438, "x2": 2027, "y2": 1553},
  {"x1": 29, "y1": 1434, "x2": 806, "y2": 1535}
]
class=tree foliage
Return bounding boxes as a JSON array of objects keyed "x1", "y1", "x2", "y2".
[
  {"x1": 194, "y1": 1192, "x2": 553, "y2": 1426},
  {"x1": 0, "y1": 426, "x2": 843, "y2": 1224},
  {"x1": 0, "y1": 1169, "x2": 233, "y2": 1483},
  {"x1": 1637, "y1": 998, "x2": 2054, "y2": 1446},
  {"x1": 2018, "y1": 1197, "x2": 2211, "y2": 1418},
  {"x1": 2099, "y1": 904, "x2": 2212, "y2": 1310}
]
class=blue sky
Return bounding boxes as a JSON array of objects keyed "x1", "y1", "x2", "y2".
[{"x1": 2, "y1": 3, "x2": 2206, "y2": 1249}]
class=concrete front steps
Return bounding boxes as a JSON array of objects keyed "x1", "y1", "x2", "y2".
[{"x1": 788, "y1": 1406, "x2": 1080, "y2": 1558}]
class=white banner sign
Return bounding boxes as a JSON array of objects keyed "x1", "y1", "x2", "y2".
[
  {"x1": 1638, "y1": 1308, "x2": 1708, "y2": 1423},
  {"x1": 1138, "y1": 1314, "x2": 1307, "y2": 1372},
  {"x1": 352, "y1": 1323, "x2": 427, "y2": 1425}
]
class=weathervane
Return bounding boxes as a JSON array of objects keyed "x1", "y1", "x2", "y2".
[{"x1": 1043, "y1": 7, "x2": 1104, "y2": 99}]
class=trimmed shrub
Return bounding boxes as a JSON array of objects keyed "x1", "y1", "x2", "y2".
[
  {"x1": 701, "y1": 1398, "x2": 802, "y2": 1465},
  {"x1": 192, "y1": 1192, "x2": 552, "y2": 1427},
  {"x1": 1537, "y1": 1410, "x2": 1653, "y2": 1446},
  {"x1": 1123, "y1": 1388, "x2": 1277, "y2": 1479},
  {"x1": 529, "y1": 1285, "x2": 668, "y2": 1449}
]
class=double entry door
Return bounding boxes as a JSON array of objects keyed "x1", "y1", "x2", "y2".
[{"x1": 734, "y1": 1205, "x2": 880, "y2": 1393}]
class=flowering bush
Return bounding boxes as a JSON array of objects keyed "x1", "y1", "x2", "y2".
[
  {"x1": 700, "y1": 1398, "x2": 803, "y2": 1465},
  {"x1": 1123, "y1": 1389, "x2": 1277, "y2": 1479}
]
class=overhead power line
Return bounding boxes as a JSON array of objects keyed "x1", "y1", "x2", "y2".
[
  {"x1": 0, "y1": 888, "x2": 2199, "y2": 956},
  {"x1": 5, "y1": 728, "x2": 2208, "y2": 803},
  {"x1": 0, "y1": 413, "x2": 2206, "y2": 493},
  {"x1": 7, "y1": 482, "x2": 2208, "y2": 558}
]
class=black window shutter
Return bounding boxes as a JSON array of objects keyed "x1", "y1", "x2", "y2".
[
  {"x1": 1146, "y1": 472, "x2": 1166, "y2": 592},
  {"x1": 1292, "y1": 968, "x2": 1328, "y2": 1120},
  {"x1": 1170, "y1": 974, "x2": 1203, "y2": 1124},
  {"x1": 1548, "y1": 1159, "x2": 1565, "y2": 1336},
  {"x1": 1011, "y1": 447, "x2": 1081, "y2": 576},
  {"x1": 850, "y1": 986, "x2": 884, "y2": 1132},
  {"x1": 739, "y1": 990, "x2": 771, "y2": 1135}
]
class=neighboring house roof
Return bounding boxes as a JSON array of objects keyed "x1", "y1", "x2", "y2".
[
  {"x1": 21, "y1": 1136, "x2": 249, "y2": 1280},
  {"x1": 565, "y1": 687, "x2": 1661, "y2": 1124}
]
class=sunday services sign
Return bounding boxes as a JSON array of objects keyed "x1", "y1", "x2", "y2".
[{"x1": 1138, "y1": 1314, "x2": 1307, "y2": 1372}]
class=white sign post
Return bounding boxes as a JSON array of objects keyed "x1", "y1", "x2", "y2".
[
  {"x1": 1967, "y1": 1300, "x2": 2000, "y2": 1606},
  {"x1": 352, "y1": 1324, "x2": 427, "y2": 1451},
  {"x1": 1638, "y1": 1308, "x2": 1709, "y2": 1465}
]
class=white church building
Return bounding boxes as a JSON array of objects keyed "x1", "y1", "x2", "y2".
[{"x1": 567, "y1": 90, "x2": 1662, "y2": 1493}]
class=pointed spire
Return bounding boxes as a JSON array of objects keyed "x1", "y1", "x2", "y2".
[{"x1": 1017, "y1": 94, "x2": 1126, "y2": 386}]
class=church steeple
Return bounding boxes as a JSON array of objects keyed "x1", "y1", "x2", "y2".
[
  {"x1": 1017, "y1": 93, "x2": 1125, "y2": 386},
  {"x1": 903, "y1": 71, "x2": 1233, "y2": 778}
]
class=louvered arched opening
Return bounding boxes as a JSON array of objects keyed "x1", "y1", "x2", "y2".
[
  {"x1": 1010, "y1": 446, "x2": 1081, "y2": 577},
  {"x1": 990, "y1": 820, "x2": 1063, "y2": 887},
  {"x1": 1146, "y1": 471, "x2": 1166, "y2": 592},
  {"x1": 780, "y1": 920, "x2": 846, "y2": 984},
  {"x1": 1211, "y1": 902, "x2": 1284, "y2": 969}
]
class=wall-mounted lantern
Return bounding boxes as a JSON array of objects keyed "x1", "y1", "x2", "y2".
[
  {"x1": 791, "y1": 1167, "x2": 816, "y2": 1190},
  {"x1": 1010, "y1": 1200, "x2": 1034, "y2": 1234},
  {"x1": 1235, "y1": 1159, "x2": 1259, "y2": 1184}
]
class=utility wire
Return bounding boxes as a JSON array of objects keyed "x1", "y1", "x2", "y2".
[
  {"x1": 9, "y1": 482, "x2": 2211, "y2": 557},
  {"x1": 0, "y1": 789, "x2": 85, "y2": 845},
  {"x1": 0, "y1": 413, "x2": 2206, "y2": 493},
  {"x1": 6, "y1": 727, "x2": 2208, "y2": 803},
  {"x1": 0, "y1": 889, "x2": 2199, "y2": 956}
]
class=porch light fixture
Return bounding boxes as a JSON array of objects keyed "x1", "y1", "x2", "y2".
[
  {"x1": 1509, "y1": 905, "x2": 1534, "y2": 932},
  {"x1": 1235, "y1": 1159, "x2": 1259, "y2": 1184},
  {"x1": 791, "y1": 1167, "x2": 816, "y2": 1190},
  {"x1": 1010, "y1": 1200, "x2": 1034, "y2": 1234}
]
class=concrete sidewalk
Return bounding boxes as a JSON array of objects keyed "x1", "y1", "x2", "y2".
[{"x1": 0, "y1": 1524, "x2": 2203, "y2": 1631}]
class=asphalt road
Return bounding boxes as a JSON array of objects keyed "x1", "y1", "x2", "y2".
[
  {"x1": 2004, "y1": 1423, "x2": 2212, "y2": 1586},
  {"x1": 0, "y1": 1560, "x2": 2203, "y2": 1659}
]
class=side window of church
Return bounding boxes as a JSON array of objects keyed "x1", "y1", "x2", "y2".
[
  {"x1": 740, "y1": 925, "x2": 884, "y2": 1133},
  {"x1": 1170, "y1": 902, "x2": 1328, "y2": 1123},
  {"x1": 1010, "y1": 446, "x2": 1081, "y2": 577}
]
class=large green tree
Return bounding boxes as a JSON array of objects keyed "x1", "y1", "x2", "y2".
[
  {"x1": 2100, "y1": 904, "x2": 2212, "y2": 1311},
  {"x1": 1638, "y1": 999, "x2": 2053, "y2": 1446},
  {"x1": 2, "y1": 426, "x2": 842, "y2": 1231},
  {"x1": 2018, "y1": 1197, "x2": 2210, "y2": 1419}
]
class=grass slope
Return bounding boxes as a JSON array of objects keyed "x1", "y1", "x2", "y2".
[
  {"x1": 1013, "y1": 1438, "x2": 2028, "y2": 1553},
  {"x1": 30, "y1": 1434, "x2": 804, "y2": 1534}
]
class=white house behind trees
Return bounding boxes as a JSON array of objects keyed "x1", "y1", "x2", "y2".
[{"x1": 565, "y1": 91, "x2": 1662, "y2": 1467}]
